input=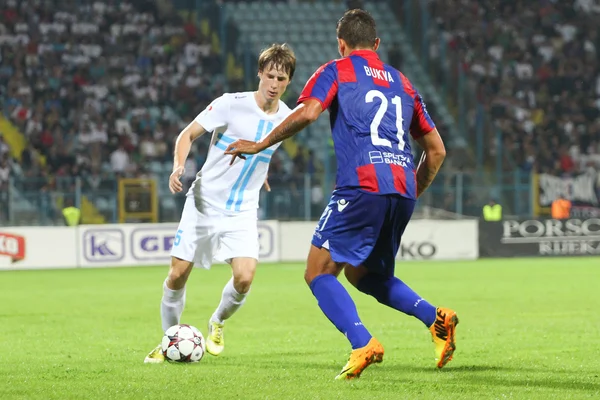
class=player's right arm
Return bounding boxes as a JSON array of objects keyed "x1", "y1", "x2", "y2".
[
  {"x1": 169, "y1": 121, "x2": 207, "y2": 194},
  {"x1": 170, "y1": 95, "x2": 230, "y2": 194},
  {"x1": 224, "y1": 62, "x2": 336, "y2": 163}
]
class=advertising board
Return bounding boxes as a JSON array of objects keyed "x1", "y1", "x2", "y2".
[
  {"x1": 78, "y1": 221, "x2": 280, "y2": 268},
  {"x1": 0, "y1": 227, "x2": 77, "y2": 269},
  {"x1": 397, "y1": 220, "x2": 479, "y2": 261},
  {"x1": 480, "y1": 218, "x2": 600, "y2": 257}
]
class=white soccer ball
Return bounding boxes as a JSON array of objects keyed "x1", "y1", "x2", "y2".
[{"x1": 161, "y1": 324, "x2": 205, "y2": 363}]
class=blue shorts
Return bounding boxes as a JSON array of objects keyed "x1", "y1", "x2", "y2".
[{"x1": 312, "y1": 189, "x2": 416, "y2": 276}]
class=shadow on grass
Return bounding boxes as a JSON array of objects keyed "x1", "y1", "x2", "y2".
[
  {"x1": 199, "y1": 359, "x2": 600, "y2": 392},
  {"x1": 379, "y1": 364, "x2": 600, "y2": 392}
]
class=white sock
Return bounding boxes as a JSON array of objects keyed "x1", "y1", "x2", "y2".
[
  {"x1": 211, "y1": 277, "x2": 247, "y2": 324},
  {"x1": 161, "y1": 278, "x2": 186, "y2": 332}
]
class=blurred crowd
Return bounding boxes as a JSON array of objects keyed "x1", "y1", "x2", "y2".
[
  {"x1": 0, "y1": 0, "x2": 223, "y2": 185},
  {"x1": 4, "y1": 0, "x2": 600, "y2": 223},
  {"x1": 0, "y1": 0, "x2": 321, "y2": 221},
  {"x1": 429, "y1": 0, "x2": 600, "y2": 176}
]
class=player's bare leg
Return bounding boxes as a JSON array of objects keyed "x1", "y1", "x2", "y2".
[
  {"x1": 342, "y1": 264, "x2": 369, "y2": 287},
  {"x1": 305, "y1": 246, "x2": 383, "y2": 380},
  {"x1": 304, "y1": 245, "x2": 344, "y2": 283},
  {"x1": 207, "y1": 257, "x2": 257, "y2": 356},
  {"x1": 345, "y1": 264, "x2": 458, "y2": 368},
  {"x1": 145, "y1": 257, "x2": 194, "y2": 363}
]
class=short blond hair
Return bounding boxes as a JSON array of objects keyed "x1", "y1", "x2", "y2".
[{"x1": 258, "y1": 43, "x2": 296, "y2": 80}]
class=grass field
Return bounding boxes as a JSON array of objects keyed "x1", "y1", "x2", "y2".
[{"x1": 1, "y1": 258, "x2": 599, "y2": 400}]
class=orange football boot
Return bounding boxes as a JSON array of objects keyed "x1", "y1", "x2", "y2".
[
  {"x1": 335, "y1": 337, "x2": 384, "y2": 380},
  {"x1": 429, "y1": 307, "x2": 459, "y2": 368}
]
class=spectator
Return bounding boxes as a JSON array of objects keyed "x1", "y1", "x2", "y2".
[
  {"x1": 110, "y1": 145, "x2": 130, "y2": 175},
  {"x1": 0, "y1": 135, "x2": 9, "y2": 159},
  {"x1": 0, "y1": 157, "x2": 10, "y2": 188},
  {"x1": 427, "y1": 0, "x2": 600, "y2": 174},
  {"x1": 0, "y1": 158, "x2": 8, "y2": 223}
]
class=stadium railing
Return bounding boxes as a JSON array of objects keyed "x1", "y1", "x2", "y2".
[{"x1": 2, "y1": 170, "x2": 532, "y2": 226}]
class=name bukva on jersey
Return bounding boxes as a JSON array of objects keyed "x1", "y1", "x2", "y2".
[{"x1": 363, "y1": 66, "x2": 395, "y2": 82}]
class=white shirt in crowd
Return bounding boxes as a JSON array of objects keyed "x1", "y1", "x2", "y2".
[{"x1": 110, "y1": 147, "x2": 129, "y2": 173}]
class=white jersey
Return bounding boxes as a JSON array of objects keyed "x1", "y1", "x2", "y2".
[{"x1": 188, "y1": 91, "x2": 292, "y2": 213}]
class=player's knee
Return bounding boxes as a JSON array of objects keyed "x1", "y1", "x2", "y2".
[
  {"x1": 167, "y1": 258, "x2": 193, "y2": 290},
  {"x1": 232, "y1": 261, "x2": 256, "y2": 294},
  {"x1": 304, "y1": 268, "x2": 314, "y2": 285},
  {"x1": 304, "y1": 265, "x2": 332, "y2": 285},
  {"x1": 305, "y1": 246, "x2": 339, "y2": 285},
  {"x1": 233, "y1": 272, "x2": 253, "y2": 293},
  {"x1": 167, "y1": 272, "x2": 187, "y2": 290},
  {"x1": 304, "y1": 262, "x2": 344, "y2": 286},
  {"x1": 167, "y1": 269, "x2": 188, "y2": 290}
]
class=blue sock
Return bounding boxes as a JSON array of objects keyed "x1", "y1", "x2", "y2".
[
  {"x1": 357, "y1": 273, "x2": 437, "y2": 327},
  {"x1": 309, "y1": 274, "x2": 372, "y2": 349}
]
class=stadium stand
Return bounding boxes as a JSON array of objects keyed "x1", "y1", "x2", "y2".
[
  {"x1": 424, "y1": 0, "x2": 600, "y2": 174},
  {"x1": 0, "y1": 1, "x2": 255, "y2": 222},
  {"x1": 3, "y1": 0, "x2": 599, "y2": 224},
  {"x1": 0, "y1": 0, "x2": 330, "y2": 224},
  {"x1": 1, "y1": 0, "x2": 219, "y2": 223}
]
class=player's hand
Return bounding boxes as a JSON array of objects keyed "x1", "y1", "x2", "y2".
[
  {"x1": 169, "y1": 166, "x2": 185, "y2": 194},
  {"x1": 263, "y1": 177, "x2": 271, "y2": 192},
  {"x1": 224, "y1": 139, "x2": 261, "y2": 165}
]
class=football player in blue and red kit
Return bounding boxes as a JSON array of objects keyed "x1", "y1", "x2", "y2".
[{"x1": 225, "y1": 9, "x2": 458, "y2": 380}]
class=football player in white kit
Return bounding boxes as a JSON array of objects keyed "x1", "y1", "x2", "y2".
[{"x1": 144, "y1": 44, "x2": 296, "y2": 363}]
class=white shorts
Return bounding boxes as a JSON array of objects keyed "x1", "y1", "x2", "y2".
[{"x1": 170, "y1": 196, "x2": 259, "y2": 269}]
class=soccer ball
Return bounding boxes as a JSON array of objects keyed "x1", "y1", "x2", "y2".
[{"x1": 161, "y1": 324, "x2": 205, "y2": 362}]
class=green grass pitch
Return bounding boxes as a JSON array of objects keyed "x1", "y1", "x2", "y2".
[{"x1": 1, "y1": 258, "x2": 599, "y2": 399}]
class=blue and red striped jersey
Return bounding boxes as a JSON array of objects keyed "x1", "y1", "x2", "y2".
[{"x1": 298, "y1": 50, "x2": 436, "y2": 199}]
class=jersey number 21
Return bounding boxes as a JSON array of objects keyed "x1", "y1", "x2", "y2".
[{"x1": 365, "y1": 89, "x2": 406, "y2": 151}]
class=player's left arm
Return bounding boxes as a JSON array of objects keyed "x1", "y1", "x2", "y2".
[
  {"x1": 263, "y1": 176, "x2": 271, "y2": 192},
  {"x1": 415, "y1": 128, "x2": 445, "y2": 198},
  {"x1": 409, "y1": 93, "x2": 446, "y2": 198}
]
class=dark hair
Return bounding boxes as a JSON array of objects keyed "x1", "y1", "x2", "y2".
[
  {"x1": 336, "y1": 9, "x2": 377, "y2": 49},
  {"x1": 258, "y1": 43, "x2": 296, "y2": 80}
]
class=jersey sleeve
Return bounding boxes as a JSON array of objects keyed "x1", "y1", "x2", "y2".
[
  {"x1": 297, "y1": 61, "x2": 338, "y2": 110},
  {"x1": 409, "y1": 92, "x2": 436, "y2": 138},
  {"x1": 194, "y1": 94, "x2": 230, "y2": 132}
]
